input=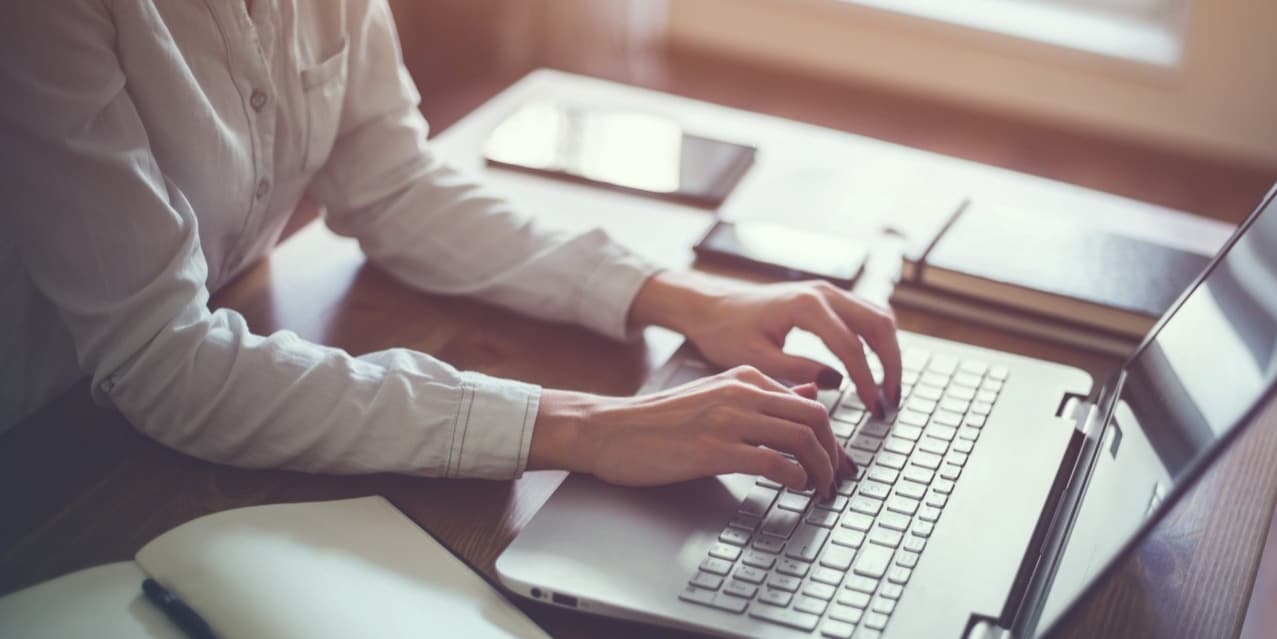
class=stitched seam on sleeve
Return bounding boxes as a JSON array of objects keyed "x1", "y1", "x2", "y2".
[
  {"x1": 453, "y1": 383, "x2": 477, "y2": 478},
  {"x1": 515, "y1": 391, "x2": 532, "y2": 474},
  {"x1": 444, "y1": 383, "x2": 465, "y2": 477}
]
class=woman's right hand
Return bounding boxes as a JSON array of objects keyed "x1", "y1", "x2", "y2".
[{"x1": 528, "y1": 365, "x2": 854, "y2": 500}]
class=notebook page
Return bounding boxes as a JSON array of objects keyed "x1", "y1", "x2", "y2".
[
  {"x1": 135, "y1": 496, "x2": 550, "y2": 639},
  {"x1": 0, "y1": 562, "x2": 185, "y2": 639}
]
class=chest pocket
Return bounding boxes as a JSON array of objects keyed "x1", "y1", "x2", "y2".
[{"x1": 299, "y1": 38, "x2": 349, "y2": 172}]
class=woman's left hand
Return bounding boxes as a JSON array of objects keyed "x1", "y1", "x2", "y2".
[{"x1": 630, "y1": 272, "x2": 902, "y2": 417}]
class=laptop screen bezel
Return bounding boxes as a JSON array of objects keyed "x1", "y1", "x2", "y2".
[{"x1": 1037, "y1": 184, "x2": 1277, "y2": 636}]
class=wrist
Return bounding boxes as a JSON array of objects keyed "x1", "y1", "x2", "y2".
[
  {"x1": 628, "y1": 270, "x2": 729, "y2": 337},
  {"x1": 528, "y1": 389, "x2": 611, "y2": 475}
]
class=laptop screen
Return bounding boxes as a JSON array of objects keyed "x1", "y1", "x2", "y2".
[{"x1": 1038, "y1": 187, "x2": 1277, "y2": 631}]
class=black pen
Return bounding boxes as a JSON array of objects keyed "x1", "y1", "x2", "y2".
[{"x1": 142, "y1": 578, "x2": 218, "y2": 639}]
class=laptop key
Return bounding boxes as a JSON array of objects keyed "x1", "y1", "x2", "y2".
[
  {"x1": 869, "y1": 527, "x2": 903, "y2": 548},
  {"x1": 831, "y1": 528, "x2": 866, "y2": 549},
  {"x1": 849, "y1": 433, "x2": 884, "y2": 453},
  {"x1": 679, "y1": 585, "x2": 717, "y2": 606},
  {"x1": 768, "y1": 574, "x2": 802, "y2": 592},
  {"x1": 815, "y1": 495, "x2": 849, "y2": 512},
  {"x1": 896, "y1": 480, "x2": 927, "y2": 499},
  {"x1": 749, "y1": 603, "x2": 820, "y2": 632},
  {"x1": 700, "y1": 557, "x2": 733, "y2": 575},
  {"x1": 952, "y1": 372, "x2": 982, "y2": 389},
  {"x1": 886, "y1": 496, "x2": 920, "y2": 516},
  {"x1": 841, "y1": 511, "x2": 875, "y2": 531},
  {"x1": 952, "y1": 438, "x2": 974, "y2": 454},
  {"x1": 903, "y1": 536, "x2": 926, "y2": 553},
  {"x1": 932, "y1": 479, "x2": 956, "y2": 495},
  {"x1": 727, "y1": 514, "x2": 760, "y2": 532},
  {"x1": 804, "y1": 582, "x2": 838, "y2": 601},
  {"x1": 719, "y1": 527, "x2": 751, "y2": 546},
  {"x1": 761, "y1": 508, "x2": 802, "y2": 538},
  {"x1": 861, "y1": 419, "x2": 892, "y2": 438},
  {"x1": 971, "y1": 401, "x2": 993, "y2": 416},
  {"x1": 883, "y1": 437, "x2": 914, "y2": 456},
  {"x1": 711, "y1": 592, "x2": 749, "y2": 614},
  {"x1": 913, "y1": 522, "x2": 935, "y2": 538},
  {"x1": 812, "y1": 566, "x2": 845, "y2": 585},
  {"x1": 896, "y1": 550, "x2": 919, "y2": 568},
  {"x1": 736, "y1": 565, "x2": 768, "y2": 583},
  {"x1": 892, "y1": 424, "x2": 923, "y2": 441},
  {"x1": 912, "y1": 451, "x2": 943, "y2": 470},
  {"x1": 853, "y1": 543, "x2": 893, "y2": 578},
  {"x1": 758, "y1": 587, "x2": 793, "y2": 607},
  {"x1": 859, "y1": 480, "x2": 891, "y2": 500},
  {"x1": 918, "y1": 437, "x2": 948, "y2": 455},
  {"x1": 724, "y1": 580, "x2": 758, "y2": 600},
  {"x1": 838, "y1": 588, "x2": 872, "y2": 608},
  {"x1": 878, "y1": 511, "x2": 911, "y2": 532},
  {"x1": 740, "y1": 486, "x2": 778, "y2": 517},
  {"x1": 877, "y1": 451, "x2": 908, "y2": 470},
  {"x1": 926, "y1": 424, "x2": 958, "y2": 441},
  {"x1": 708, "y1": 543, "x2": 743, "y2": 562},
  {"x1": 691, "y1": 572, "x2": 724, "y2": 590},
  {"x1": 821, "y1": 545, "x2": 855, "y2": 570},
  {"x1": 918, "y1": 506, "x2": 942, "y2": 523},
  {"x1": 896, "y1": 410, "x2": 929, "y2": 427},
  {"x1": 795, "y1": 594, "x2": 829, "y2": 615},
  {"x1": 906, "y1": 398, "x2": 937, "y2": 414},
  {"x1": 879, "y1": 583, "x2": 904, "y2": 600},
  {"x1": 829, "y1": 603, "x2": 864, "y2": 624},
  {"x1": 836, "y1": 479, "x2": 858, "y2": 496},
  {"x1": 872, "y1": 597, "x2": 896, "y2": 616},
  {"x1": 776, "y1": 558, "x2": 811, "y2": 577},
  {"x1": 939, "y1": 463, "x2": 962, "y2": 481},
  {"x1": 927, "y1": 354, "x2": 958, "y2": 376},
  {"x1": 754, "y1": 536, "x2": 786, "y2": 553},
  {"x1": 757, "y1": 477, "x2": 782, "y2": 489},
  {"x1": 958, "y1": 426, "x2": 980, "y2": 442},
  {"x1": 946, "y1": 386, "x2": 976, "y2": 402},
  {"x1": 887, "y1": 566, "x2": 912, "y2": 585},
  {"x1": 777, "y1": 491, "x2": 812, "y2": 512},
  {"x1": 806, "y1": 509, "x2": 840, "y2": 528},
  {"x1": 867, "y1": 466, "x2": 899, "y2": 485},
  {"x1": 864, "y1": 611, "x2": 891, "y2": 631},
  {"x1": 821, "y1": 619, "x2": 856, "y2": 639},
  {"x1": 946, "y1": 452, "x2": 969, "y2": 467},
  {"x1": 932, "y1": 409, "x2": 964, "y2": 427},
  {"x1": 849, "y1": 497, "x2": 882, "y2": 516},
  {"x1": 786, "y1": 524, "x2": 829, "y2": 561}
]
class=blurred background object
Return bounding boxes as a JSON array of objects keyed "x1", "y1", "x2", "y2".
[{"x1": 382, "y1": 0, "x2": 1273, "y2": 226}]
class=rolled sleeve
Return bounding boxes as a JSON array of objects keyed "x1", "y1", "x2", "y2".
[
  {"x1": 448, "y1": 373, "x2": 541, "y2": 479},
  {"x1": 574, "y1": 240, "x2": 661, "y2": 342}
]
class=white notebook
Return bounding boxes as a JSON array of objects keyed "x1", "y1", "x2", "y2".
[{"x1": 0, "y1": 496, "x2": 551, "y2": 639}]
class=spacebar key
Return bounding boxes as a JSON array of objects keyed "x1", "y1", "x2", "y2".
[
  {"x1": 853, "y1": 543, "x2": 893, "y2": 579},
  {"x1": 749, "y1": 604, "x2": 820, "y2": 631}
]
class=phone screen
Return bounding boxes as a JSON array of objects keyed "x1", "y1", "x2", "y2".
[
  {"x1": 484, "y1": 101, "x2": 755, "y2": 208},
  {"x1": 695, "y1": 220, "x2": 868, "y2": 287}
]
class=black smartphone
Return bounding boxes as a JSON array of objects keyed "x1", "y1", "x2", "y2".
[
  {"x1": 693, "y1": 220, "x2": 869, "y2": 288},
  {"x1": 483, "y1": 101, "x2": 755, "y2": 208}
]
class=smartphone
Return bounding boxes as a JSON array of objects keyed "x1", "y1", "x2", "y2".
[
  {"x1": 693, "y1": 220, "x2": 869, "y2": 288},
  {"x1": 484, "y1": 101, "x2": 755, "y2": 208}
]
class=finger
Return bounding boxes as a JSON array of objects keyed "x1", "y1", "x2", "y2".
[
  {"x1": 719, "y1": 445, "x2": 808, "y2": 491},
  {"x1": 725, "y1": 364, "x2": 792, "y2": 394},
  {"x1": 753, "y1": 348, "x2": 832, "y2": 389},
  {"x1": 733, "y1": 414, "x2": 836, "y2": 499},
  {"x1": 791, "y1": 297, "x2": 883, "y2": 417},
  {"x1": 826, "y1": 291, "x2": 903, "y2": 408},
  {"x1": 751, "y1": 390, "x2": 840, "y2": 488},
  {"x1": 791, "y1": 382, "x2": 818, "y2": 400}
]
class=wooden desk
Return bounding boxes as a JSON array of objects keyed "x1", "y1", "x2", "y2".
[{"x1": 3, "y1": 71, "x2": 1274, "y2": 639}]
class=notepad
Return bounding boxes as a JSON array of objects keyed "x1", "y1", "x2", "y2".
[{"x1": 0, "y1": 497, "x2": 551, "y2": 639}]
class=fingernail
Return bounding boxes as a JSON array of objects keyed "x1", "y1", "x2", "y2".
[
  {"x1": 891, "y1": 385, "x2": 902, "y2": 408},
  {"x1": 816, "y1": 368, "x2": 842, "y2": 390},
  {"x1": 874, "y1": 391, "x2": 888, "y2": 419}
]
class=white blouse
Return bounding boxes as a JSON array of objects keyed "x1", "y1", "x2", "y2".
[{"x1": 0, "y1": 0, "x2": 656, "y2": 478}]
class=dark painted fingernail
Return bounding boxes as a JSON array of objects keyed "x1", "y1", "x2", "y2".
[
  {"x1": 891, "y1": 385, "x2": 902, "y2": 408},
  {"x1": 873, "y1": 393, "x2": 887, "y2": 419},
  {"x1": 816, "y1": 368, "x2": 842, "y2": 390}
]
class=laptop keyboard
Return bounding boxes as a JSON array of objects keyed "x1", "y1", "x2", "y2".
[{"x1": 678, "y1": 347, "x2": 1009, "y2": 638}]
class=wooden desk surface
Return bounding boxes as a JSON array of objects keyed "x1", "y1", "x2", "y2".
[{"x1": 4, "y1": 71, "x2": 1275, "y2": 639}]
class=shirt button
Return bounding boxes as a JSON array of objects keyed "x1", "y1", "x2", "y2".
[
  {"x1": 255, "y1": 178, "x2": 271, "y2": 200},
  {"x1": 250, "y1": 89, "x2": 267, "y2": 111}
]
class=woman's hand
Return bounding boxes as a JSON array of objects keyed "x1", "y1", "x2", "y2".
[
  {"x1": 528, "y1": 366, "x2": 856, "y2": 500},
  {"x1": 630, "y1": 271, "x2": 902, "y2": 416}
]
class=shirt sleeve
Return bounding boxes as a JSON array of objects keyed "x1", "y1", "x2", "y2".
[
  {"x1": 0, "y1": 1, "x2": 538, "y2": 479},
  {"x1": 306, "y1": 0, "x2": 660, "y2": 342}
]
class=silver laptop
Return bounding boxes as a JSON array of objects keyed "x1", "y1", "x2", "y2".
[{"x1": 498, "y1": 185, "x2": 1277, "y2": 639}]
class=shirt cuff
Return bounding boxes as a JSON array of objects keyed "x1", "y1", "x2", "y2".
[
  {"x1": 573, "y1": 238, "x2": 661, "y2": 342},
  {"x1": 445, "y1": 372, "x2": 541, "y2": 479}
]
